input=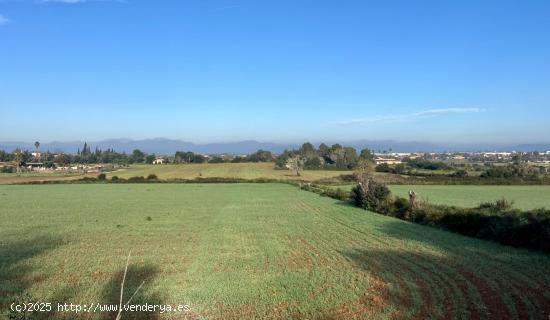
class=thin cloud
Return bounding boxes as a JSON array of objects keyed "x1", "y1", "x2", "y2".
[
  {"x1": 0, "y1": 14, "x2": 9, "y2": 25},
  {"x1": 338, "y1": 108, "x2": 482, "y2": 126}
]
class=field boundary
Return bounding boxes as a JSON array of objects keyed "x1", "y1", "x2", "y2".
[{"x1": 299, "y1": 183, "x2": 550, "y2": 253}]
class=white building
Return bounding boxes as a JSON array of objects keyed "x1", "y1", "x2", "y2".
[
  {"x1": 374, "y1": 158, "x2": 402, "y2": 165},
  {"x1": 153, "y1": 158, "x2": 166, "y2": 165}
]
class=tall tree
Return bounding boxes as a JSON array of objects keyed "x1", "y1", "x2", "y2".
[
  {"x1": 285, "y1": 156, "x2": 304, "y2": 176},
  {"x1": 34, "y1": 141, "x2": 41, "y2": 161},
  {"x1": 359, "y1": 148, "x2": 375, "y2": 162},
  {"x1": 318, "y1": 143, "x2": 330, "y2": 157},
  {"x1": 54, "y1": 153, "x2": 71, "y2": 166},
  {"x1": 130, "y1": 149, "x2": 145, "y2": 163},
  {"x1": 299, "y1": 142, "x2": 316, "y2": 157}
]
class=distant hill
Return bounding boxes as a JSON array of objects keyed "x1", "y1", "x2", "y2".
[{"x1": 1, "y1": 138, "x2": 549, "y2": 155}]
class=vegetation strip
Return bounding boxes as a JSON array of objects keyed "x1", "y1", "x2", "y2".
[{"x1": 300, "y1": 180, "x2": 550, "y2": 253}]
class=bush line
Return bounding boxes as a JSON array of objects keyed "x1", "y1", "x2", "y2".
[
  {"x1": 18, "y1": 175, "x2": 288, "y2": 185},
  {"x1": 300, "y1": 182, "x2": 550, "y2": 253}
]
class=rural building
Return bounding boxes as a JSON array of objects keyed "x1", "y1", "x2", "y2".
[
  {"x1": 26, "y1": 163, "x2": 45, "y2": 171},
  {"x1": 153, "y1": 158, "x2": 166, "y2": 165}
]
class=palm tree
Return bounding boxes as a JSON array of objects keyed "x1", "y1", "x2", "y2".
[{"x1": 34, "y1": 141, "x2": 40, "y2": 161}]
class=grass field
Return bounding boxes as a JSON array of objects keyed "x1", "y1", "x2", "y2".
[
  {"x1": 106, "y1": 163, "x2": 352, "y2": 181},
  {"x1": 1, "y1": 184, "x2": 549, "y2": 319},
  {"x1": 325, "y1": 184, "x2": 550, "y2": 210},
  {"x1": 388, "y1": 185, "x2": 550, "y2": 210}
]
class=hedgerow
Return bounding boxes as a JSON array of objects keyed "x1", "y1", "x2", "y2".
[{"x1": 301, "y1": 181, "x2": 550, "y2": 253}]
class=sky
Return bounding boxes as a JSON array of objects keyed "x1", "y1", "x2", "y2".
[{"x1": 1, "y1": 0, "x2": 549, "y2": 144}]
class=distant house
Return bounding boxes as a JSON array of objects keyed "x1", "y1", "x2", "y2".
[
  {"x1": 375, "y1": 158, "x2": 402, "y2": 165},
  {"x1": 153, "y1": 158, "x2": 166, "y2": 165}
]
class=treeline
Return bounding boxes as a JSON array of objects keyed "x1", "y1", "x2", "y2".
[
  {"x1": 173, "y1": 143, "x2": 376, "y2": 169},
  {"x1": 0, "y1": 147, "x2": 150, "y2": 167},
  {"x1": 275, "y1": 142, "x2": 375, "y2": 170},
  {"x1": 376, "y1": 158, "x2": 548, "y2": 183},
  {"x1": 1, "y1": 142, "x2": 376, "y2": 170},
  {"x1": 173, "y1": 150, "x2": 274, "y2": 164},
  {"x1": 0, "y1": 143, "x2": 276, "y2": 167},
  {"x1": 479, "y1": 163, "x2": 547, "y2": 179}
]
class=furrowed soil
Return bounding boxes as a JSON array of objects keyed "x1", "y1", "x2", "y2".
[{"x1": 0, "y1": 183, "x2": 548, "y2": 319}]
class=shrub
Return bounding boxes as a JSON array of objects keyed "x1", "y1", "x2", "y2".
[
  {"x1": 322, "y1": 187, "x2": 350, "y2": 201},
  {"x1": 128, "y1": 176, "x2": 145, "y2": 182},
  {"x1": 351, "y1": 185, "x2": 367, "y2": 209},
  {"x1": 146, "y1": 174, "x2": 158, "y2": 180},
  {"x1": 407, "y1": 159, "x2": 450, "y2": 170},
  {"x1": 391, "y1": 197, "x2": 411, "y2": 219},
  {"x1": 375, "y1": 163, "x2": 392, "y2": 173},
  {"x1": 409, "y1": 201, "x2": 432, "y2": 223},
  {"x1": 352, "y1": 180, "x2": 391, "y2": 211},
  {"x1": 365, "y1": 181, "x2": 391, "y2": 211},
  {"x1": 0, "y1": 166, "x2": 15, "y2": 173},
  {"x1": 97, "y1": 173, "x2": 106, "y2": 180},
  {"x1": 449, "y1": 169, "x2": 468, "y2": 178},
  {"x1": 111, "y1": 176, "x2": 120, "y2": 182},
  {"x1": 478, "y1": 198, "x2": 514, "y2": 212},
  {"x1": 304, "y1": 157, "x2": 322, "y2": 170},
  {"x1": 338, "y1": 174, "x2": 357, "y2": 182}
]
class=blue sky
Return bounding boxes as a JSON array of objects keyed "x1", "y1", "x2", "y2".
[{"x1": 1, "y1": 0, "x2": 549, "y2": 144}]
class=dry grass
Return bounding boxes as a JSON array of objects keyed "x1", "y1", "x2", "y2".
[{"x1": 107, "y1": 163, "x2": 352, "y2": 181}]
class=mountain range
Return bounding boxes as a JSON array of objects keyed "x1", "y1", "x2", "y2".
[{"x1": 1, "y1": 138, "x2": 550, "y2": 155}]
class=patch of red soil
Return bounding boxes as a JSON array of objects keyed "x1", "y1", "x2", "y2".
[{"x1": 457, "y1": 266, "x2": 511, "y2": 320}]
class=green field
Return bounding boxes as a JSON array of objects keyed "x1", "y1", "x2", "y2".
[
  {"x1": 325, "y1": 184, "x2": 550, "y2": 210},
  {"x1": 388, "y1": 185, "x2": 550, "y2": 210},
  {"x1": 107, "y1": 163, "x2": 353, "y2": 181},
  {"x1": 1, "y1": 184, "x2": 549, "y2": 319}
]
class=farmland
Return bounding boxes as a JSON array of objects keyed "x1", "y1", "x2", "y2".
[
  {"x1": 388, "y1": 185, "x2": 550, "y2": 210},
  {"x1": 325, "y1": 184, "x2": 550, "y2": 210},
  {"x1": 106, "y1": 163, "x2": 353, "y2": 181},
  {"x1": 0, "y1": 172, "x2": 87, "y2": 185},
  {"x1": 1, "y1": 183, "x2": 549, "y2": 319},
  {"x1": 0, "y1": 163, "x2": 353, "y2": 185}
]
